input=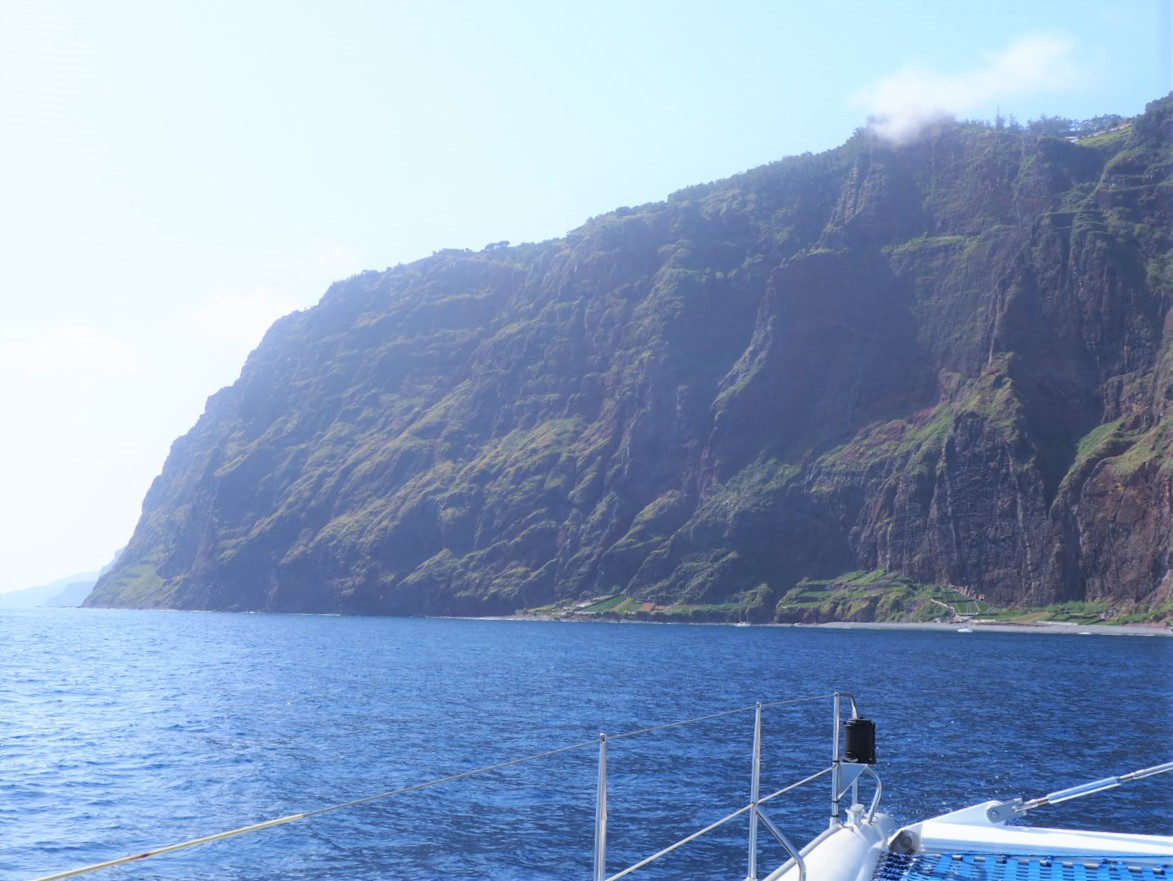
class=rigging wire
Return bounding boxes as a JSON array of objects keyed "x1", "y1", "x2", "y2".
[{"x1": 26, "y1": 693, "x2": 836, "y2": 881}]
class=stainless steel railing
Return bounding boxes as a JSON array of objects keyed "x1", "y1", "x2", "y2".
[
  {"x1": 591, "y1": 692, "x2": 881, "y2": 881},
  {"x1": 28, "y1": 692, "x2": 881, "y2": 881}
]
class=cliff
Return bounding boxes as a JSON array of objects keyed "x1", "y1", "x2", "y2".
[{"x1": 87, "y1": 96, "x2": 1173, "y2": 619}]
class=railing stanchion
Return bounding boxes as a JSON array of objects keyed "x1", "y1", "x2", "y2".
[
  {"x1": 747, "y1": 702, "x2": 762, "y2": 881},
  {"x1": 831, "y1": 692, "x2": 843, "y2": 827},
  {"x1": 593, "y1": 733, "x2": 607, "y2": 881}
]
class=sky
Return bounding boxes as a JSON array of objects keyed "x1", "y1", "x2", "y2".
[{"x1": 1, "y1": 0, "x2": 1169, "y2": 592}]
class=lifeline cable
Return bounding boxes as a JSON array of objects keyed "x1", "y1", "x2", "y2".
[
  {"x1": 24, "y1": 737, "x2": 597, "y2": 881},
  {"x1": 26, "y1": 692, "x2": 836, "y2": 881}
]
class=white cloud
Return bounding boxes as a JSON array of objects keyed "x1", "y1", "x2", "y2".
[
  {"x1": 0, "y1": 325, "x2": 136, "y2": 373},
  {"x1": 191, "y1": 290, "x2": 302, "y2": 346},
  {"x1": 852, "y1": 33, "x2": 1080, "y2": 143}
]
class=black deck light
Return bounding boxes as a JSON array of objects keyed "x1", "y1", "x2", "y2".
[{"x1": 844, "y1": 718, "x2": 876, "y2": 765}]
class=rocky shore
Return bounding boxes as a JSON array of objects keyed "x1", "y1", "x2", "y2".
[{"x1": 807, "y1": 621, "x2": 1171, "y2": 637}]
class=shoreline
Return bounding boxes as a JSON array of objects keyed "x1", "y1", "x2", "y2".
[
  {"x1": 803, "y1": 620, "x2": 1172, "y2": 637},
  {"x1": 502, "y1": 614, "x2": 1172, "y2": 636},
  {"x1": 24, "y1": 606, "x2": 1172, "y2": 635}
]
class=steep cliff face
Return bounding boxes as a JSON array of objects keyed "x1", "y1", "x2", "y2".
[{"x1": 88, "y1": 96, "x2": 1173, "y2": 617}]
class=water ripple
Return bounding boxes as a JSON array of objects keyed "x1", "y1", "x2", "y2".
[{"x1": 1, "y1": 609, "x2": 1169, "y2": 881}]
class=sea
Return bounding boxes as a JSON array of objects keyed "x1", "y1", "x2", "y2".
[{"x1": 2, "y1": 608, "x2": 1170, "y2": 881}]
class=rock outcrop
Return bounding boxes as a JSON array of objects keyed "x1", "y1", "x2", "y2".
[{"x1": 88, "y1": 96, "x2": 1173, "y2": 618}]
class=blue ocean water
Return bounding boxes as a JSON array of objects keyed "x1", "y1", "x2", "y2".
[{"x1": 1, "y1": 608, "x2": 1170, "y2": 881}]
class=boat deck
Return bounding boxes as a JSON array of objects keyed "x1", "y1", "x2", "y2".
[{"x1": 873, "y1": 852, "x2": 1172, "y2": 881}]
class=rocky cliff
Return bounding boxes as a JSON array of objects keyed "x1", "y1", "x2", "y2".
[{"x1": 88, "y1": 96, "x2": 1173, "y2": 618}]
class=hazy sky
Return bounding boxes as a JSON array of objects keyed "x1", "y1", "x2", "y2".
[{"x1": 1, "y1": 0, "x2": 1169, "y2": 592}]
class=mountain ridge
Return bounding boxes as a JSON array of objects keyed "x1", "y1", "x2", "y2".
[{"x1": 87, "y1": 96, "x2": 1173, "y2": 621}]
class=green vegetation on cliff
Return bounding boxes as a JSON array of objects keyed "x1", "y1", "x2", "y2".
[{"x1": 88, "y1": 96, "x2": 1173, "y2": 623}]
